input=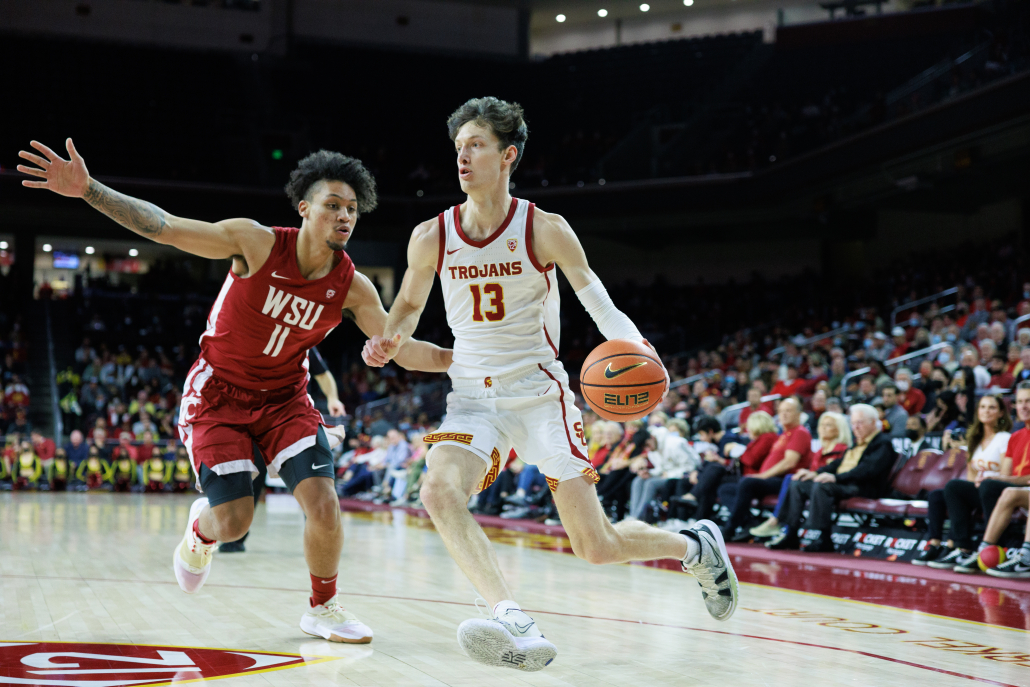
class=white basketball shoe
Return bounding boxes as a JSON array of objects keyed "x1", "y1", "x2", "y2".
[
  {"x1": 300, "y1": 598, "x2": 374, "y2": 643},
  {"x1": 173, "y1": 497, "x2": 216, "y2": 594},
  {"x1": 457, "y1": 606, "x2": 557, "y2": 671}
]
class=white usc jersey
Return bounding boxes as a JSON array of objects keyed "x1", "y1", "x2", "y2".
[{"x1": 437, "y1": 198, "x2": 560, "y2": 379}]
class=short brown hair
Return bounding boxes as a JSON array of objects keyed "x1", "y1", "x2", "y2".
[{"x1": 447, "y1": 97, "x2": 529, "y2": 174}]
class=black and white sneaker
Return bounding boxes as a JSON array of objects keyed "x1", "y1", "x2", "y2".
[
  {"x1": 986, "y1": 552, "x2": 1030, "y2": 579},
  {"x1": 681, "y1": 519, "x2": 739, "y2": 621},
  {"x1": 953, "y1": 550, "x2": 980, "y2": 574},
  {"x1": 912, "y1": 544, "x2": 944, "y2": 566},
  {"x1": 927, "y1": 547, "x2": 963, "y2": 570}
]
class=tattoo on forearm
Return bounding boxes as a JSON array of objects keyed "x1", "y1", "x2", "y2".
[{"x1": 83, "y1": 179, "x2": 169, "y2": 238}]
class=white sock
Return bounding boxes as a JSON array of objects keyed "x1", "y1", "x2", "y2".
[
  {"x1": 681, "y1": 534, "x2": 700, "y2": 566},
  {"x1": 493, "y1": 600, "x2": 521, "y2": 617}
]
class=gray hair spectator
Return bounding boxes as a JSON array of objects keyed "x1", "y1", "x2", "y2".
[
  {"x1": 1018, "y1": 328, "x2": 1030, "y2": 347},
  {"x1": 768, "y1": 403, "x2": 897, "y2": 552}
]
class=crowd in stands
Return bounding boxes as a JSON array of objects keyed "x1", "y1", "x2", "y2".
[
  {"x1": 5, "y1": 4, "x2": 1027, "y2": 195},
  {"x1": 5, "y1": 224, "x2": 1030, "y2": 577}
]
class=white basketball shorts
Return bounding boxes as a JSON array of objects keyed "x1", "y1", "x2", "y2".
[{"x1": 425, "y1": 361, "x2": 600, "y2": 493}]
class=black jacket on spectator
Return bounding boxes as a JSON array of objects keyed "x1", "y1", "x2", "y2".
[{"x1": 816, "y1": 431, "x2": 896, "y2": 498}]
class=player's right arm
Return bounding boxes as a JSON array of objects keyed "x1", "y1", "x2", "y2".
[
  {"x1": 18, "y1": 139, "x2": 273, "y2": 269},
  {"x1": 363, "y1": 218, "x2": 439, "y2": 366}
]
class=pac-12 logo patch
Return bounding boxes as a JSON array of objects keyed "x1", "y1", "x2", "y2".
[
  {"x1": 0, "y1": 641, "x2": 333, "y2": 687},
  {"x1": 507, "y1": 238, "x2": 518, "y2": 252},
  {"x1": 326, "y1": 289, "x2": 336, "y2": 299}
]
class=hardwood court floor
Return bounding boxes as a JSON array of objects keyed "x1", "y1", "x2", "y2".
[{"x1": 2, "y1": 492, "x2": 1030, "y2": 687}]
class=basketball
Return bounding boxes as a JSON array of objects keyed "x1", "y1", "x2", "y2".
[
  {"x1": 580, "y1": 339, "x2": 667, "y2": 421},
  {"x1": 978, "y1": 545, "x2": 1007, "y2": 572}
]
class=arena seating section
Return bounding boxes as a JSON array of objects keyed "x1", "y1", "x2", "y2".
[{"x1": 1, "y1": 4, "x2": 1026, "y2": 192}]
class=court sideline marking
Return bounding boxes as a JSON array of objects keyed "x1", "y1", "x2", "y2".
[{"x1": 0, "y1": 572, "x2": 1021, "y2": 687}]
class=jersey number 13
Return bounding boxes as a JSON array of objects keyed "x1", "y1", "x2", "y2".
[{"x1": 470, "y1": 284, "x2": 505, "y2": 322}]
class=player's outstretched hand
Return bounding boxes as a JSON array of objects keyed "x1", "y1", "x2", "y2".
[
  {"x1": 327, "y1": 399, "x2": 347, "y2": 418},
  {"x1": 17, "y1": 139, "x2": 90, "y2": 198},
  {"x1": 362, "y1": 334, "x2": 402, "y2": 367},
  {"x1": 641, "y1": 338, "x2": 670, "y2": 401}
]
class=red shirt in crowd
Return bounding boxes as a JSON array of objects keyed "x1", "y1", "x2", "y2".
[
  {"x1": 808, "y1": 442, "x2": 848, "y2": 471},
  {"x1": 739, "y1": 402, "x2": 775, "y2": 428},
  {"x1": 738, "y1": 432, "x2": 778, "y2": 476},
  {"x1": 991, "y1": 371, "x2": 1015, "y2": 389},
  {"x1": 770, "y1": 378, "x2": 803, "y2": 399},
  {"x1": 32, "y1": 437, "x2": 56, "y2": 462},
  {"x1": 899, "y1": 388, "x2": 926, "y2": 415},
  {"x1": 1006, "y1": 427, "x2": 1030, "y2": 477},
  {"x1": 759, "y1": 425, "x2": 812, "y2": 474}
]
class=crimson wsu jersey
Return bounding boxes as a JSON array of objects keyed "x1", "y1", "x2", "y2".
[{"x1": 198, "y1": 226, "x2": 355, "y2": 391}]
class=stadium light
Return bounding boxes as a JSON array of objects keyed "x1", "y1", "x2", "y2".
[
  {"x1": 85, "y1": 246, "x2": 95, "y2": 255},
  {"x1": 129, "y1": 248, "x2": 139, "y2": 257},
  {"x1": 42, "y1": 244, "x2": 52, "y2": 252},
  {"x1": 640, "y1": 3, "x2": 650, "y2": 11},
  {"x1": 556, "y1": 14, "x2": 566, "y2": 22},
  {"x1": 598, "y1": 9, "x2": 608, "y2": 17},
  {"x1": 0, "y1": 241, "x2": 7, "y2": 250},
  {"x1": 684, "y1": 0, "x2": 694, "y2": 6}
]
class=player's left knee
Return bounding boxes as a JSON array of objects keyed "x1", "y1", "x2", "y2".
[
  {"x1": 570, "y1": 534, "x2": 618, "y2": 565},
  {"x1": 306, "y1": 495, "x2": 341, "y2": 530}
]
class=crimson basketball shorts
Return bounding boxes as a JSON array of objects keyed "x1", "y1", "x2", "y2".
[
  {"x1": 177, "y1": 358, "x2": 344, "y2": 503},
  {"x1": 425, "y1": 361, "x2": 599, "y2": 493}
]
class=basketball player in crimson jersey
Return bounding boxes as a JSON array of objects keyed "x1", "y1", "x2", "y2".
[
  {"x1": 363, "y1": 98, "x2": 738, "y2": 671},
  {"x1": 18, "y1": 140, "x2": 451, "y2": 643}
]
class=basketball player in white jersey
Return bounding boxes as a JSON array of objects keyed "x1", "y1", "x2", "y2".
[{"x1": 363, "y1": 97, "x2": 738, "y2": 671}]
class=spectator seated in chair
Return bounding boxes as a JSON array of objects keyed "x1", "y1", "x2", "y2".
[
  {"x1": 768, "y1": 403, "x2": 896, "y2": 552},
  {"x1": 977, "y1": 486, "x2": 1030, "y2": 578},
  {"x1": 750, "y1": 411, "x2": 851, "y2": 538},
  {"x1": 670, "y1": 414, "x2": 771, "y2": 525},
  {"x1": 171, "y1": 446, "x2": 194, "y2": 492},
  {"x1": 110, "y1": 446, "x2": 137, "y2": 492},
  {"x1": 625, "y1": 418, "x2": 699, "y2": 522},
  {"x1": 894, "y1": 367, "x2": 926, "y2": 416},
  {"x1": 75, "y1": 445, "x2": 111, "y2": 490},
  {"x1": 918, "y1": 384, "x2": 1030, "y2": 569},
  {"x1": 48, "y1": 448, "x2": 71, "y2": 491},
  {"x1": 13, "y1": 440, "x2": 43, "y2": 490},
  {"x1": 918, "y1": 393, "x2": 1013, "y2": 571},
  {"x1": 720, "y1": 397, "x2": 812, "y2": 542}
]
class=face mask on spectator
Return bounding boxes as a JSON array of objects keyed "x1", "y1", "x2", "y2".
[
  {"x1": 1024, "y1": 290, "x2": 1029, "y2": 298},
  {"x1": 938, "y1": 352, "x2": 950, "y2": 364},
  {"x1": 906, "y1": 429, "x2": 921, "y2": 441},
  {"x1": 896, "y1": 380, "x2": 910, "y2": 391},
  {"x1": 909, "y1": 317, "x2": 919, "y2": 327},
  {"x1": 864, "y1": 338, "x2": 873, "y2": 348},
  {"x1": 945, "y1": 333, "x2": 957, "y2": 342},
  {"x1": 931, "y1": 334, "x2": 942, "y2": 344}
]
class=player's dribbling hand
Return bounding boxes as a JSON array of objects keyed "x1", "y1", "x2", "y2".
[
  {"x1": 362, "y1": 333, "x2": 402, "y2": 367},
  {"x1": 17, "y1": 139, "x2": 90, "y2": 198},
  {"x1": 641, "y1": 338, "x2": 670, "y2": 400}
]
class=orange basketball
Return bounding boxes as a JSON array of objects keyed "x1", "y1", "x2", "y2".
[{"x1": 580, "y1": 339, "x2": 667, "y2": 421}]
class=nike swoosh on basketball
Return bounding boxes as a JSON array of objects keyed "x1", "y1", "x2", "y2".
[
  {"x1": 271, "y1": 271, "x2": 290, "y2": 279},
  {"x1": 604, "y1": 362, "x2": 647, "y2": 379},
  {"x1": 311, "y1": 463, "x2": 331, "y2": 470},
  {"x1": 446, "y1": 247, "x2": 463, "y2": 255}
]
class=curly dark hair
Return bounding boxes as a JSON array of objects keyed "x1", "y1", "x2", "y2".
[
  {"x1": 447, "y1": 97, "x2": 529, "y2": 174},
  {"x1": 284, "y1": 150, "x2": 378, "y2": 213}
]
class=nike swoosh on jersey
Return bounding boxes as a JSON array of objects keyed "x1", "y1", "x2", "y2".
[
  {"x1": 271, "y1": 271, "x2": 290, "y2": 279},
  {"x1": 311, "y1": 463, "x2": 331, "y2": 470},
  {"x1": 446, "y1": 247, "x2": 464, "y2": 255},
  {"x1": 604, "y1": 362, "x2": 647, "y2": 379}
]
